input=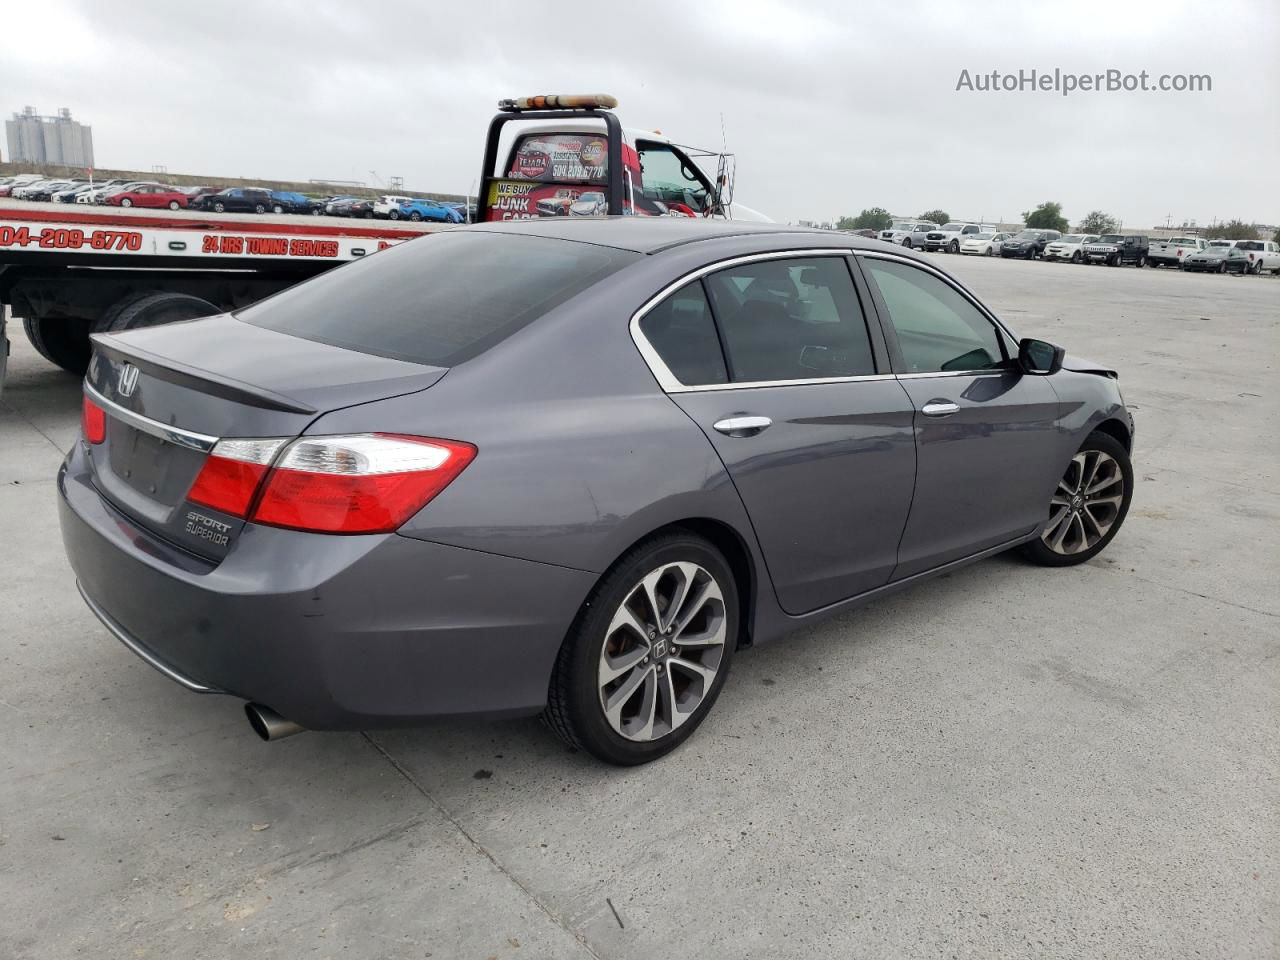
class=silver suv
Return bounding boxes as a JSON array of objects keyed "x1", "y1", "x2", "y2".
[{"x1": 878, "y1": 220, "x2": 939, "y2": 250}]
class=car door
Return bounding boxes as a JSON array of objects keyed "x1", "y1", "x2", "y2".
[
  {"x1": 858, "y1": 253, "x2": 1063, "y2": 579},
  {"x1": 638, "y1": 252, "x2": 918, "y2": 614}
]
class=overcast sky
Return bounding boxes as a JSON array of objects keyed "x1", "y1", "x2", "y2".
[{"x1": 6, "y1": 0, "x2": 1276, "y2": 228}]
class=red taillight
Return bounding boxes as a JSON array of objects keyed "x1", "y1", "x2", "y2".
[
  {"x1": 251, "y1": 434, "x2": 475, "y2": 534},
  {"x1": 82, "y1": 395, "x2": 106, "y2": 444},
  {"x1": 188, "y1": 438, "x2": 286, "y2": 518}
]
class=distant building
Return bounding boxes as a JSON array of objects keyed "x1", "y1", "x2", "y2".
[{"x1": 5, "y1": 106, "x2": 95, "y2": 167}]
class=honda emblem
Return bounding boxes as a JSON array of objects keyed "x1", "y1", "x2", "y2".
[{"x1": 118, "y1": 363, "x2": 139, "y2": 398}]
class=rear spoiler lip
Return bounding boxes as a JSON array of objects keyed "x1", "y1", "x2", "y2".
[{"x1": 90, "y1": 332, "x2": 318, "y2": 415}]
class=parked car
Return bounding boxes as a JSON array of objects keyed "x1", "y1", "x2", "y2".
[
  {"x1": 373, "y1": 195, "x2": 413, "y2": 219},
  {"x1": 399, "y1": 198, "x2": 464, "y2": 223},
  {"x1": 83, "y1": 180, "x2": 137, "y2": 204},
  {"x1": 196, "y1": 187, "x2": 276, "y2": 214},
  {"x1": 959, "y1": 231, "x2": 1011, "y2": 256},
  {"x1": 1236, "y1": 240, "x2": 1280, "y2": 275},
  {"x1": 269, "y1": 191, "x2": 321, "y2": 215},
  {"x1": 569, "y1": 191, "x2": 609, "y2": 217},
  {"x1": 107, "y1": 183, "x2": 191, "y2": 210},
  {"x1": 1000, "y1": 229, "x2": 1062, "y2": 260},
  {"x1": 184, "y1": 186, "x2": 228, "y2": 208},
  {"x1": 1042, "y1": 235, "x2": 1099, "y2": 263},
  {"x1": 24, "y1": 180, "x2": 83, "y2": 202},
  {"x1": 52, "y1": 183, "x2": 96, "y2": 203},
  {"x1": 347, "y1": 199, "x2": 376, "y2": 219},
  {"x1": 878, "y1": 221, "x2": 939, "y2": 249},
  {"x1": 924, "y1": 222, "x2": 997, "y2": 253},
  {"x1": 323, "y1": 196, "x2": 361, "y2": 216},
  {"x1": 11, "y1": 179, "x2": 61, "y2": 200},
  {"x1": 1183, "y1": 245, "x2": 1250, "y2": 274},
  {"x1": 1146, "y1": 236, "x2": 1206, "y2": 268},
  {"x1": 63, "y1": 220, "x2": 1134, "y2": 764},
  {"x1": 1083, "y1": 234, "x2": 1149, "y2": 266}
]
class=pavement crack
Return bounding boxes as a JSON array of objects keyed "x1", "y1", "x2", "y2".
[
  {"x1": 361, "y1": 731, "x2": 606, "y2": 959},
  {"x1": 1122, "y1": 571, "x2": 1278, "y2": 619}
]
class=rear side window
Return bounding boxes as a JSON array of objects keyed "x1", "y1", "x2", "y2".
[
  {"x1": 638, "y1": 284, "x2": 727, "y2": 386},
  {"x1": 238, "y1": 232, "x2": 637, "y2": 366},
  {"x1": 704, "y1": 257, "x2": 877, "y2": 383}
]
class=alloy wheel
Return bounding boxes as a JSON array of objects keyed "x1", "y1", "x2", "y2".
[
  {"x1": 1042, "y1": 450, "x2": 1125, "y2": 555},
  {"x1": 597, "y1": 561, "x2": 727, "y2": 742}
]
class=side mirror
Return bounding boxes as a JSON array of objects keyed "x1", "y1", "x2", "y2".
[{"x1": 1018, "y1": 338, "x2": 1065, "y2": 375}]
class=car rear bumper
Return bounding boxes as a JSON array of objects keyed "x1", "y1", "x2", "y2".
[{"x1": 58, "y1": 443, "x2": 595, "y2": 730}]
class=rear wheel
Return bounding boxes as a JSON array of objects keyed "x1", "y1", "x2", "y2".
[
  {"x1": 545, "y1": 531, "x2": 738, "y2": 765},
  {"x1": 253, "y1": 204, "x2": 266, "y2": 214},
  {"x1": 213, "y1": 202, "x2": 226, "y2": 213},
  {"x1": 1137, "y1": 254, "x2": 1147, "y2": 267},
  {"x1": 22, "y1": 316, "x2": 92, "y2": 375},
  {"x1": 120, "y1": 198, "x2": 133, "y2": 208},
  {"x1": 409, "y1": 211, "x2": 423, "y2": 222},
  {"x1": 1023, "y1": 431, "x2": 1132, "y2": 567},
  {"x1": 98, "y1": 291, "x2": 221, "y2": 334}
]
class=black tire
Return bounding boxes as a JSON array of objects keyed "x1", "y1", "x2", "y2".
[
  {"x1": 253, "y1": 204, "x2": 266, "y2": 214},
  {"x1": 1022, "y1": 430, "x2": 1133, "y2": 567},
  {"x1": 984, "y1": 246, "x2": 992, "y2": 256},
  {"x1": 1025, "y1": 247, "x2": 1035, "y2": 260},
  {"x1": 272, "y1": 204, "x2": 284, "y2": 214},
  {"x1": 949, "y1": 240, "x2": 960, "y2": 254},
  {"x1": 98, "y1": 291, "x2": 221, "y2": 334},
  {"x1": 1071, "y1": 251, "x2": 1081, "y2": 263},
  {"x1": 120, "y1": 198, "x2": 133, "y2": 208},
  {"x1": 388, "y1": 209, "x2": 400, "y2": 220},
  {"x1": 22, "y1": 316, "x2": 92, "y2": 375},
  {"x1": 1217, "y1": 261, "x2": 1226, "y2": 274},
  {"x1": 167, "y1": 200, "x2": 180, "y2": 210},
  {"x1": 409, "y1": 211, "x2": 423, "y2": 222},
  {"x1": 213, "y1": 202, "x2": 226, "y2": 213},
  {"x1": 1137, "y1": 254, "x2": 1146, "y2": 267},
  {"x1": 544, "y1": 531, "x2": 740, "y2": 765}
]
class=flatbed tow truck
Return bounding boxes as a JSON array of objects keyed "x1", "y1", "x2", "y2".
[{"x1": 0, "y1": 94, "x2": 759, "y2": 388}]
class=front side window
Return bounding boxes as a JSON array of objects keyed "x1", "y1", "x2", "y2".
[
  {"x1": 635, "y1": 141, "x2": 711, "y2": 213},
  {"x1": 862, "y1": 258, "x2": 1006, "y2": 374},
  {"x1": 703, "y1": 257, "x2": 877, "y2": 383},
  {"x1": 638, "y1": 284, "x2": 727, "y2": 386}
]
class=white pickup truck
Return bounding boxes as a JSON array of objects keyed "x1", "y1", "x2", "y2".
[
  {"x1": 1235, "y1": 240, "x2": 1280, "y2": 275},
  {"x1": 1147, "y1": 235, "x2": 1206, "y2": 269}
]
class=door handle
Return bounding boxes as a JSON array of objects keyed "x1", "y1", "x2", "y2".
[
  {"x1": 920, "y1": 401, "x2": 960, "y2": 418},
  {"x1": 713, "y1": 415, "x2": 772, "y2": 437}
]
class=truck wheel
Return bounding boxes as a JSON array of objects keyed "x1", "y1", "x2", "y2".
[
  {"x1": 1137, "y1": 254, "x2": 1147, "y2": 267},
  {"x1": 901, "y1": 238, "x2": 912, "y2": 249},
  {"x1": 22, "y1": 316, "x2": 92, "y2": 375},
  {"x1": 98, "y1": 292, "x2": 222, "y2": 334},
  {"x1": 949, "y1": 240, "x2": 959, "y2": 254}
]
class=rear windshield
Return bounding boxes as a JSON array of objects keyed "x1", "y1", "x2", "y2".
[{"x1": 237, "y1": 231, "x2": 637, "y2": 366}]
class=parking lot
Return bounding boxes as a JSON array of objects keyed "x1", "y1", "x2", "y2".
[{"x1": 1, "y1": 256, "x2": 1276, "y2": 958}]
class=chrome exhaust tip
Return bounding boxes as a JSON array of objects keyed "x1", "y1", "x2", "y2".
[{"x1": 244, "y1": 703, "x2": 305, "y2": 741}]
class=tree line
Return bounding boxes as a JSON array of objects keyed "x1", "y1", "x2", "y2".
[{"x1": 835, "y1": 204, "x2": 1273, "y2": 241}]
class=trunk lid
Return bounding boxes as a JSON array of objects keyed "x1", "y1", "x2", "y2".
[{"x1": 85, "y1": 314, "x2": 446, "y2": 561}]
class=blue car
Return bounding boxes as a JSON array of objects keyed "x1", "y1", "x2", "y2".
[
  {"x1": 270, "y1": 191, "x2": 323, "y2": 215},
  {"x1": 398, "y1": 199, "x2": 464, "y2": 223}
]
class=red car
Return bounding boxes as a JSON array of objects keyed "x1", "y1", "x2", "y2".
[{"x1": 106, "y1": 183, "x2": 190, "y2": 210}]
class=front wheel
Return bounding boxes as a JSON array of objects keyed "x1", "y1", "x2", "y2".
[
  {"x1": 1023, "y1": 431, "x2": 1133, "y2": 566},
  {"x1": 544, "y1": 531, "x2": 738, "y2": 765},
  {"x1": 409, "y1": 211, "x2": 423, "y2": 222},
  {"x1": 120, "y1": 198, "x2": 133, "y2": 208},
  {"x1": 212, "y1": 202, "x2": 226, "y2": 213},
  {"x1": 253, "y1": 204, "x2": 266, "y2": 214},
  {"x1": 949, "y1": 240, "x2": 959, "y2": 254},
  {"x1": 1071, "y1": 251, "x2": 1081, "y2": 263},
  {"x1": 1136, "y1": 254, "x2": 1146, "y2": 267},
  {"x1": 388, "y1": 209, "x2": 400, "y2": 220},
  {"x1": 272, "y1": 204, "x2": 284, "y2": 214},
  {"x1": 167, "y1": 200, "x2": 180, "y2": 210}
]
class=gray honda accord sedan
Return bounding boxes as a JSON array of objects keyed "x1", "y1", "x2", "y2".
[{"x1": 59, "y1": 218, "x2": 1134, "y2": 764}]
